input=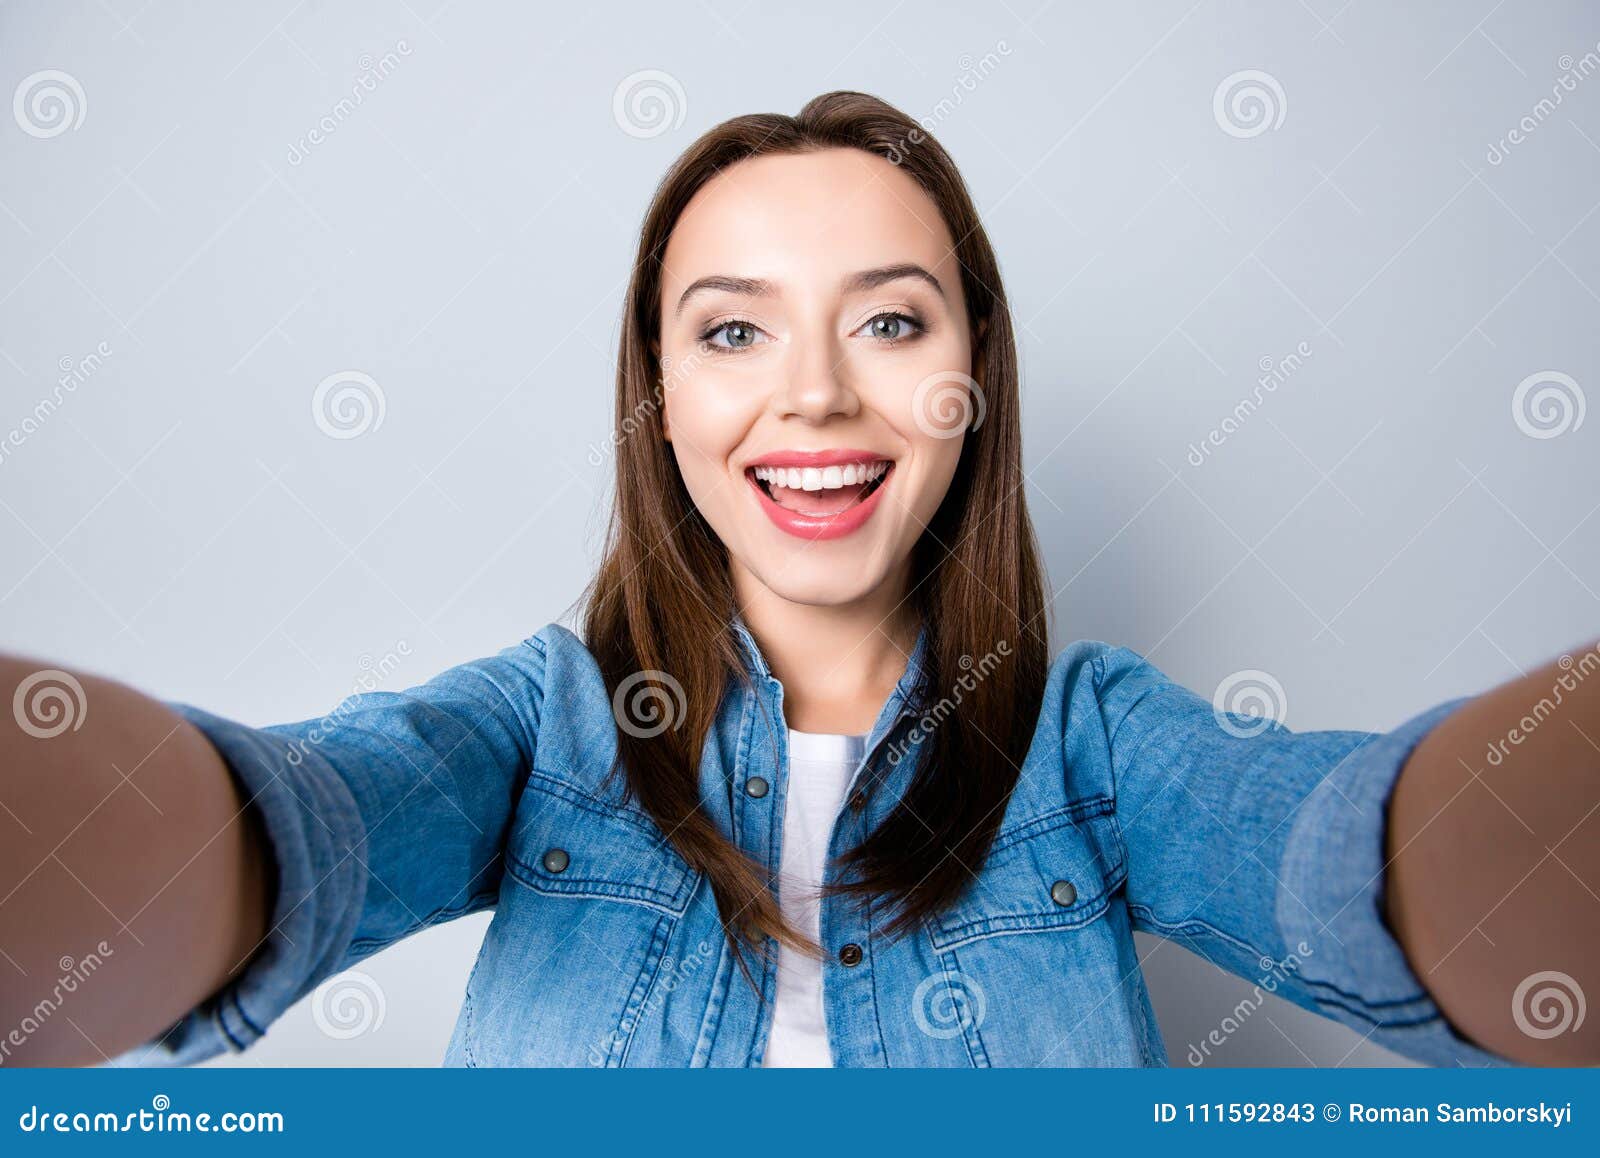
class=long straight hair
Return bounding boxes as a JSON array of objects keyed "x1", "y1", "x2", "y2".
[{"x1": 582, "y1": 91, "x2": 1049, "y2": 962}]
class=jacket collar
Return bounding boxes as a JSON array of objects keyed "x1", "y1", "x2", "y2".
[{"x1": 730, "y1": 612, "x2": 930, "y2": 712}]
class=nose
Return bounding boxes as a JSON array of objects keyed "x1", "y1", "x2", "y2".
[{"x1": 773, "y1": 333, "x2": 859, "y2": 423}]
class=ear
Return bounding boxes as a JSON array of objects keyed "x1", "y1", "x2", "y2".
[{"x1": 975, "y1": 315, "x2": 989, "y2": 345}]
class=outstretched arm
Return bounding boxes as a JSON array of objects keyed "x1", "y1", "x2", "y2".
[
  {"x1": 0, "y1": 659, "x2": 273, "y2": 1065},
  {"x1": 1387, "y1": 643, "x2": 1600, "y2": 1065},
  {"x1": 1, "y1": 631, "x2": 548, "y2": 1067}
]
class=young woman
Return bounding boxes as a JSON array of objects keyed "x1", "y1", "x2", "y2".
[{"x1": 1, "y1": 92, "x2": 1595, "y2": 1068}]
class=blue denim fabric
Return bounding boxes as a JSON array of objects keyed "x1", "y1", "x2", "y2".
[{"x1": 113, "y1": 620, "x2": 1505, "y2": 1067}]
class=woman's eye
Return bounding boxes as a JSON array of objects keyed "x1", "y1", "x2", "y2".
[
  {"x1": 857, "y1": 313, "x2": 922, "y2": 343},
  {"x1": 702, "y1": 321, "x2": 769, "y2": 350}
]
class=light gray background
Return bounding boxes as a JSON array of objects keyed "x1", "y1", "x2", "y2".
[{"x1": 2, "y1": 0, "x2": 1596, "y2": 1067}]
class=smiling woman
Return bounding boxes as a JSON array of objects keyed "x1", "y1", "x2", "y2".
[{"x1": 0, "y1": 91, "x2": 1596, "y2": 1071}]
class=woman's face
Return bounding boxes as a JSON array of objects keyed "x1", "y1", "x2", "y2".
[{"x1": 658, "y1": 147, "x2": 975, "y2": 611}]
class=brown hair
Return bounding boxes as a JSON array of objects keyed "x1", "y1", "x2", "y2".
[{"x1": 581, "y1": 90, "x2": 1049, "y2": 968}]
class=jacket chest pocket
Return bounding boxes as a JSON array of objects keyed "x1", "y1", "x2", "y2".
[
  {"x1": 505, "y1": 772, "x2": 698, "y2": 916},
  {"x1": 917, "y1": 805, "x2": 1153, "y2": 1066},
  {"x1": 456, "y1": 773, "x2": 703, "y2": 1066},
  {"x1": 928, "y1": 803, "x2": 1124, "y2": 952}
]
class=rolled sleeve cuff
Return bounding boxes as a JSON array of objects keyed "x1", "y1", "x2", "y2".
[
  {"x1": 105, "y1": 703, "x2": 369, "y2": 1067},
  {"x1": 1277, "y1": 696, "x2": 1509, "y2": 1067}
]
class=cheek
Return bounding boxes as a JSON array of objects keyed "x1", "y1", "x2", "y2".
[
  {"x1": 855, "y1": 340, "x2": 974, "y2": 515},
  {"x1": 662, "y1": 372, "x2": 756, "y2": 488}
]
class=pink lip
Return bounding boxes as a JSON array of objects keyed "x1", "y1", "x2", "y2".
[{"x1": 745, "y1": 459, "x2": 895, "y2": 541}]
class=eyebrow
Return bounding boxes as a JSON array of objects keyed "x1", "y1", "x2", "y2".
[{"x1": 673, "y1": 263, "x2": 946, "y2": 316}]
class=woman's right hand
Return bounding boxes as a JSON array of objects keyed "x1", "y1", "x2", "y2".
[{"x1": 0, "y1": 656, "x2": 271, "y2": 1066}]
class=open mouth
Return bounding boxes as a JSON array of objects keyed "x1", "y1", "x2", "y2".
[{"x1": 746, "y1": 460, "x2": 893, "y2": 518}]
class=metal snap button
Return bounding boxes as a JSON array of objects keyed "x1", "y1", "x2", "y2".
[
  {"x1": 542, "y1": 848, "x2": 570, "y2": 874},
  {"x1": 838, "y1": 943, "x2": 863, "y2": 967},
  {"x1": 1050, "y1": 879, "x2": 1077, "y2": 906},
  {"x1": 744, "y1": 776, "x2": 770, "y2": 799}
]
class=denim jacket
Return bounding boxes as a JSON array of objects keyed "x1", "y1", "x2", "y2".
[{"x1": 124, "y1": 620, "x2": 1504, "y2": 1067}]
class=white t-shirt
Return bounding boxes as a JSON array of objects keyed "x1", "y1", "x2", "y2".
[{"x1": 759, "y1": 728, "x2": 866, "y2": 1068}]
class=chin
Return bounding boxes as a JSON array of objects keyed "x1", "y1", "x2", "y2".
[{"x1": 744, "y1": 551, "x2": 895, "y2": 609}]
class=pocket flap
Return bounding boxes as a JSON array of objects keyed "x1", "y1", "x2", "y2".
[
  {"x1": 929, "y1": 811, "x2": 1124, "y2": 952},
  {"x1": 507, "y1": 773, "x2": 698, "y2": 916}
]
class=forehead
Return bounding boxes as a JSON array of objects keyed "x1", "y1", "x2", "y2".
[{"x1": 660, "y1": 147, "x2": 961, "y2": 301}]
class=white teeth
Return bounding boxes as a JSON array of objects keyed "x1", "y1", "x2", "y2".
[{"x1": 752, "y1": 460, "x2": 889, "y2": 490}]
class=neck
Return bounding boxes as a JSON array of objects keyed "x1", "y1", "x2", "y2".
[{"x1": 732, "y1": 561, "x2": 920, "y2": 735}]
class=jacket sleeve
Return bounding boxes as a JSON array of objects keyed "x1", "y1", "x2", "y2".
[
  {"x1": 109, "y1": 632, "x2": 548, "y2": 1066},
  {"x1": 1056, "y1": 640, "x2": 1507, "y2": 1067}
]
